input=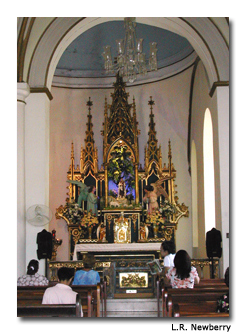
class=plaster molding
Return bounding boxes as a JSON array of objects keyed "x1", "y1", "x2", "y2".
[{"x1": 17, "y1": 82, "x2": 30, "y2": 103}]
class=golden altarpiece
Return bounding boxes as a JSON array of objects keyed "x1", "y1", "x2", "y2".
[{"x1": 53, "y1": 74, "x2": 190, "y2": 294}]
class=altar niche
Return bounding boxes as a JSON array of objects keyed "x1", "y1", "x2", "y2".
[{"x1": 55, "y1": 73, "x2": 188, "y2": 259}]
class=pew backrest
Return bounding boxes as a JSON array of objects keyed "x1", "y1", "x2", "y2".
[
  {"x1": 17, "y1": 294, "x2": 82, "y2": 317},
  {"x1": 162, "y1": 285, "x2": 229, "y2": 317},
  {"x1": 17, "y1": 283, "x2": 103, "y2": 317}
]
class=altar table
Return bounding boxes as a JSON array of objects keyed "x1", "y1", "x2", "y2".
[{"x1": 73, "y1": 242, "x2": 162, "y2": 260}]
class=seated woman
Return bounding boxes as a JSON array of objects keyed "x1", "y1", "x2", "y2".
[
  {"x1": 17, "y1": 259, "x2": 49, "y2": 286},
  {"x1": 165, "y1": 250, "x2": 200, "y2": 288},
  {"x1": 73, "y1": 253, "x2": 100, "y2": 285}
]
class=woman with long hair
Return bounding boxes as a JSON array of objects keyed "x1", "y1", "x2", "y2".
[{"x1": 165, "y1": 250, "x2": 200, "y2": 288}]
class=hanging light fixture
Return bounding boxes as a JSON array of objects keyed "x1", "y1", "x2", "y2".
[{"x1": 102, "y1": 18, "x2": 158, "y2": 83}]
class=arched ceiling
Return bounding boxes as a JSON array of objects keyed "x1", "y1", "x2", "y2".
[
  {"x1": 55, "y1": 20, "x2": 194, "y2": 80},
  {"x1": 19, "y1": 17, "x2": 229, "y2": 91}
]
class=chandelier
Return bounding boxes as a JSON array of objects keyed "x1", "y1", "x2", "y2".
[{"x1": 102, "y1": 18, "x2": 158, "y2": 83}]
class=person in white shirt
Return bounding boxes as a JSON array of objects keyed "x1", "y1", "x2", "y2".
[
  {"x1": 160, "y1": 241, "x2": 176, "y2": 274},
  {"x1": 42, "y1": 267, "x2": 83, "y2": 316}
]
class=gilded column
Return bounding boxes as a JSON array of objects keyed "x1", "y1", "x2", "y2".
[
  {"x1": 104, "y1": 164, "x2": 108, "y2": 207},
  {"x1": 70, "y1": 142, "x2": 75, "y2": 200},
  {"x1": 168, "y1": 139, "x2": 173, "y2": 203},
  {"x1": 135, "y1": 163, "x2": 139, "y2": 205}
]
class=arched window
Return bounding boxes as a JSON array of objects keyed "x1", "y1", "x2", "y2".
[
  {"x1": 191, "y1": 140, "x2": 198, "y2": 247},
  {"x1": 203, "y1": 108, "x2": 216, "y2": 234}
]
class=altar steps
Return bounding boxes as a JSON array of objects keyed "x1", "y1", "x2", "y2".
[{"x1": 102, "y1": 298, "x2": 160, "y2": 317}]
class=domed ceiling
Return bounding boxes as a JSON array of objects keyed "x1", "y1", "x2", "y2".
[{"x1": 54, "y1": 19, "x2": 196, "y2": 87}]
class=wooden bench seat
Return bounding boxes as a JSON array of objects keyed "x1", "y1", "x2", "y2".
[
  {"x1": 17, "y1": 282, "x2": 105, "y2": 317},
  {"x1": 17, "y1": 294, "x2": 82, "y2": 317},
  {"x1": 161, "y1": 284, "x2": 229, "y2": 318},
  {"x1": 172, "y1": 301, "x2": 229, "y2": 318}
]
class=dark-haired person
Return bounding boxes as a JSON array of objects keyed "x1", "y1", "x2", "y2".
[
  {"x1": 17, "y1": 259, "x2": 49, "y2": 286},
  {"x1": 73, "y1": 253, "x2": 100, "y2": 285},
  {"x1": 42, "y1": 267, "x2": 77, "y2": 303},
  {"x1": 143, "y1": 185, "x2": 158, "y2": 214},
  {"x1": 160, "y1": 241, "x2": 176, "y2": 273},
  {"x1": 165, "y1": 249, "x2": 200, "y2": 288}
]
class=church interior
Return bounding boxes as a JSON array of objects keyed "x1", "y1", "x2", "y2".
[{"x1": 17, "y1": 16, "x2": 229, "y2": 318}]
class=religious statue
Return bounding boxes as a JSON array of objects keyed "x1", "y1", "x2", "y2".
[
  {"x1": 66, "y1": 180, "x2": 89, "y2": 207},
  {"x1": 118, "y1": 178, "x2": 126, "y2": 199},
  {"x1": 139, "y1": 224, "x2": 148, "y2": 241},
  {"x1": 87, "y1": 185, "x2": 98, "y2": 217},
  {"x1": 97, "y1": 223, "x2": 107, "y2": 242},
  {"x1": 143, "y1": 177, "x2": 170, "y2": 214}
]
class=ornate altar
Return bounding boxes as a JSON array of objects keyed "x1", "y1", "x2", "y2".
[{"x1": 55, "y1": 73, "x2": 188, "y2": 260}]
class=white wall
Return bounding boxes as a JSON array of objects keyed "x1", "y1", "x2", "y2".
[
  {"x1": 50, "y1": 68, "x2": 193, "y2": 260},
  {"x1": 24, "y1": 92, "x2": 50, "y2": 275},
  {"x1": 191, "y1": 61, "x2": 226, "y2": 274}
]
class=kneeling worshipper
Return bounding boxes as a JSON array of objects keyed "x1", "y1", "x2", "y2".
[
  {"x1": 73, "y1": 253, "x2": 100, "y2": 285},
  {"x1": 42, "y1": 267, "x2": 83, "y2": 317},
  {"x1": 17, "y1": 259, "x2": 49, "y2": 286}
]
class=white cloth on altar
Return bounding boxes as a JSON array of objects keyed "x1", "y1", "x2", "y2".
[{"x1": 73, "y1": 242, "x2": 162, "y2": 260}]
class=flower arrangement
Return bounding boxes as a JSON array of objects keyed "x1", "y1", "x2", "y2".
[
  {"x1": 159, "y1": 199, "x2": 176, "y2": 218},
  {"x1": 80, "y1": 211, "x2": 98, "y2": 228},
  {"x1": 80, "y1": 211, "x2": 99, "y2": 239},
  {"x1": 57, "y1": 202, "x2": 84, "y2": 224},
  {"x1": 146, "y1": 210, "x2": 164, "y2": 226}
]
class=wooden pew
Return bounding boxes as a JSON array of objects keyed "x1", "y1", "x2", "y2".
[
  {"x1": 172, "y1": 300, "x2": 229, "y2": 318},
  {"x1": 100, "y1": 277, "x2": 107, "y2": 317},
  {"x1": 198, "y1": 279, "x2": 225, "y2": 285},
  {"x1": 161, "y1": 283, "x2": 229, "y2": 318},
  {"x1": 161, "y1": 279, "x2": 229, "y2": 317},
  {"x1": 17, "y1": 294, "x2": 82, "y2": 317},
  {"x1": 17, "y1": 282, "x2": 104, "y2": 317},
  {"x1": 160, "y1": 278, "x2": 228, "y2": 317},
  {"x1": 72, "y1": 284, "x2": 101, "y2": 317}
]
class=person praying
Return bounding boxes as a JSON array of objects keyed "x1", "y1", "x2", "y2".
[
  {"x1": 73, "y1": 253, "x2": 100, "y2": 285},
  {"x1": 42, "y1": 267, "x2": 83, "y2": 316}
]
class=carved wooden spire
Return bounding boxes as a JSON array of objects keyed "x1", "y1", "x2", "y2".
[
  {"x1": 80, "y1": 97, "x2": 98, "y2": 174},
  {"x1": 107, "y1": 72, "x2": 136, "y2": 145},
  {"x1": 144, "y1": 96, "x2": 162, "y2": 173}
]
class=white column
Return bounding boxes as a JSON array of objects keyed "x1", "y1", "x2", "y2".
[
  {"x1": 17, "y1": 82, "x2": 30, "y2": 278},
  {"x1": 25, "y1": 92, "x2": 50, "y2": 276},
  {"x1": 216, "y1": 86, "x2": 229, "y2": 274}
]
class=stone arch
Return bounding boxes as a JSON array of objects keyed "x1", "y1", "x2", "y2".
[{"x1": 25, "y1": 17, "x2": 229, "y2": 91}]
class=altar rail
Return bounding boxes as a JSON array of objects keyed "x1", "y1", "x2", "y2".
[{"x1": 191, "y1": 258, "x2": 220, "y2": 279}]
